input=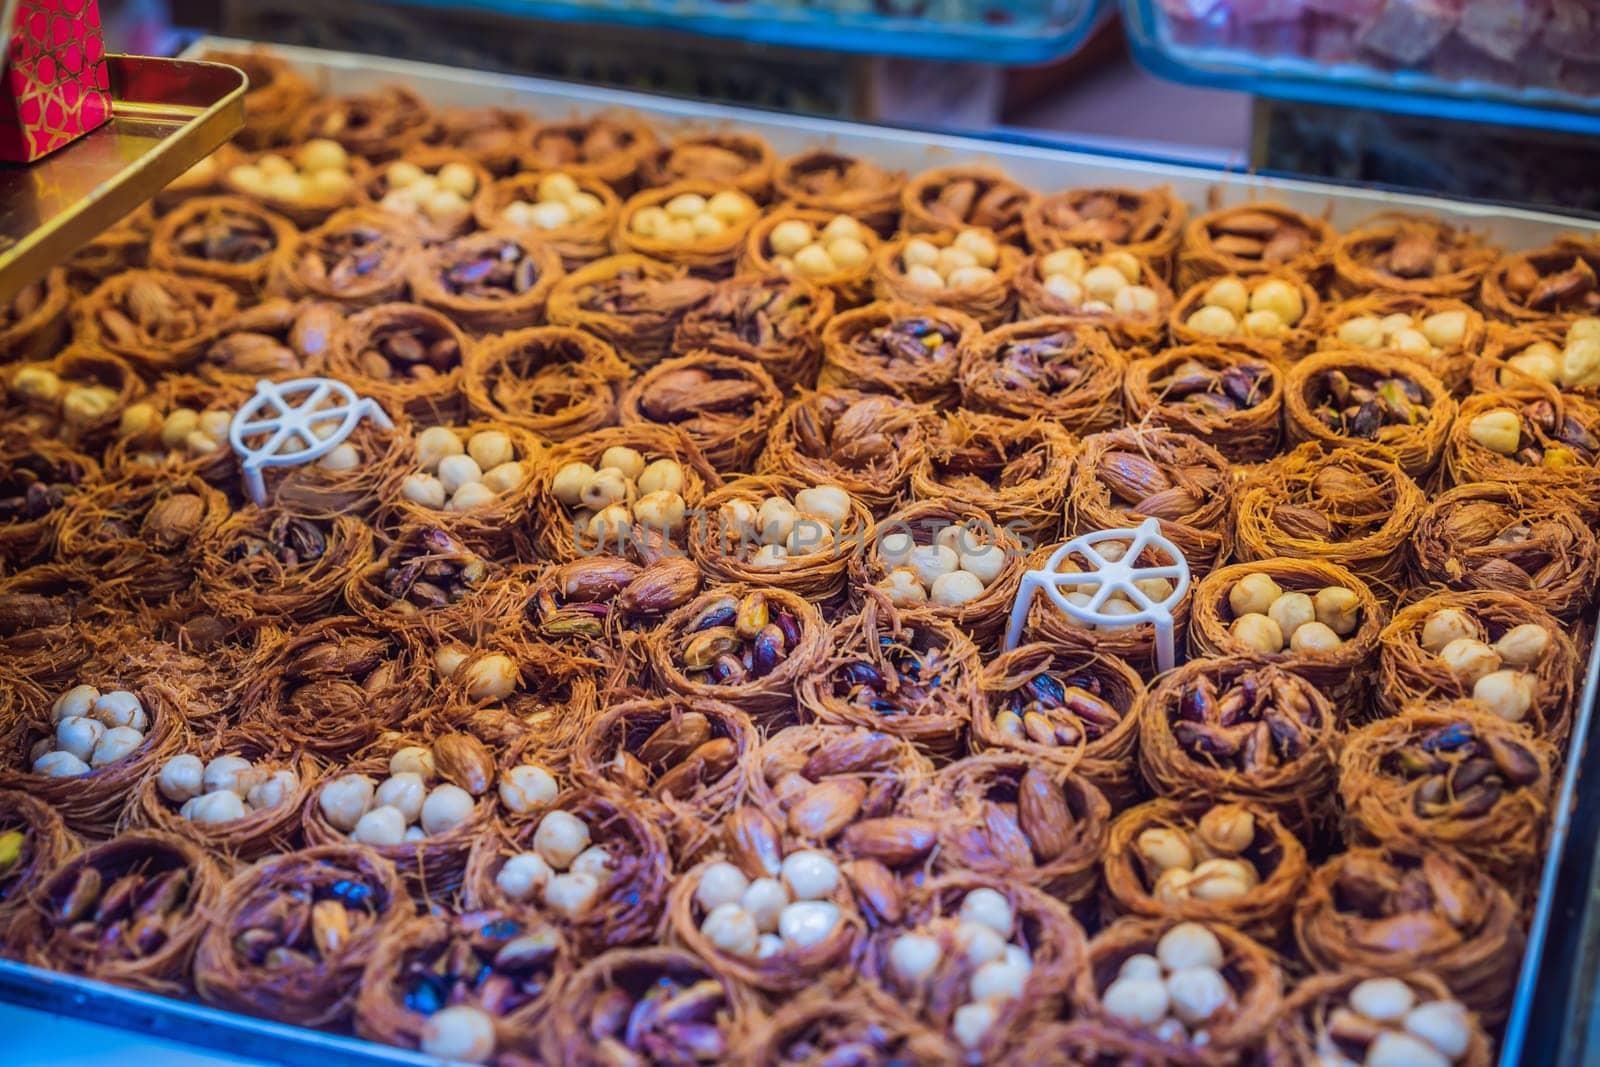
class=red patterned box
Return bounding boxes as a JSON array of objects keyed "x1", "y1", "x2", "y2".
[{"x1": 0, "y1": 0, "x2": 111, "y2": 163}]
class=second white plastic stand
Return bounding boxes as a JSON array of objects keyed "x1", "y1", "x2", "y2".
[{"x1": 228, "y1": 377, "x2": 394, "y2": 507}]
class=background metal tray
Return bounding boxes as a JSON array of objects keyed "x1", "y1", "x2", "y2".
[{"x1": 10, "y1": 36, "x2": 1595, "y2": 1067}]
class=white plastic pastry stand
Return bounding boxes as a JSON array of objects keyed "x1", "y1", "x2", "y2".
[
  {"x1": 228, "y1": 378, "x2": 394, "y2": 507},
  {"x1": 1003, "y1": 517, "x2": 1191, "y2": 673}
]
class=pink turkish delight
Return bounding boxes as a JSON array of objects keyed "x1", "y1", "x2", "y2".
[
  {"x1": 1459, "y1": 0, "x2": 1547, "y2": 63},
  {"x1": 1357, "y1": 0, "x2": 1461, "y2": 65}
]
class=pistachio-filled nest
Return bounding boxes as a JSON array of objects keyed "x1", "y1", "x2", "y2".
[
  {"x1": 3, "y1": 346, "x2": 145, "y2": 450},
  {"x1": 1339, "y1": 703, "x2": 1556, "y2": 889},
  {"x1": 1067, "y1": 427, "x2": 1235, "y2": 577},
  {"x1": 5, "y1": 829, "x2": 223, "y2": 996},
  {"x1": 1480, "y1": 236, "x2": 1600, "y2": 325},
  {"x1": 798, "y1": 592, "x2": 984, "y2": 761},
  {"x1": 1409, "y1": 480, "x2": 1600, "y2": 622},
  {"x1": 1293, "y1": 842, "x2": 1524, "y2": 1022},
  {"x1": 640, "y1": 130, "x2": 776, "y2": 199},
  {"x1": 274, "y1": 208, "x2": 421, "y2": 307},
  {"x1": 196, "y1": 506, "x2": 374, "y2": 622},
  {"x1": 689, "y1": 474, "x2": 873, "y2": 602},
  {"x1": 613, "y1": 182, "x2": 761, "y2": 278},
  {"x1": 915, "y1": 753, "x2": 1110, "y2": 904},
  {"x1": 1168, "y1": 270, "x2": 1323, "y2": 363},
  {"x1": 1189, "y1": 558, "x2": 1385, "y2": 708},
  {"x1": 742, "y1": 207, "x2": 879, "y2": 306},
  {"x1": 1072, "y1": 916, "x2": 1284, "y2": 1065},
  {"x1": 1023, "y1": 184, "x2": 1188, "y2": 268},
  {"x1": 462, "y1": 325, "x2": 629, "y2": 442},
  {"x1": 1178, "y1": 201, "x2": 1335, "y2": 289},
  {"x1": 463, "y1": 788, "x2": 673, "y2": 953},
  {"x1": 959, "y1": 317, "x2": 1127, "y2": 434},
  {"x1": 569, "y1": 694, "x2": 757, "y2": 860},
  {"x1": 193, "y1": 844, "x2": 410, "y2": 1027},
  {"x1": 55, "y1": 473, "x2": 231, "y2": 605},
  {"x1": 871, "y1": 229, "x2": 1022, "y2": 329},
  {"x1": 0, "y1": 787, "x2": 79, "y2": 925},
  {"x1": 520, "y1": 555, "x2": 704, "y2": 659},
  {"x1": 1331, "y1": 214, "x2": 1500, "y2": 300},
  {"x1": 149, "y1": 196, "x2": 299, "y2": 296},
  {"x1": 345, "y1": 524, "x2": 516, "y2": 639},
  {"x1": 737, "y1": 989, "x2": 959, "y2": 1066},
  {"x1": 1101, "y1": 798, "x2": 1309, "y2": 942},
  {"x1": 1137, "y1": 658, "x2": 1341, "y2": 832},
  {"x1": 73, "y1": 269, "x2": 239, "y2": 375},
  {"x1": 1233, "y1": 444, "x2": 1426, "y2": 593},
  {"x1": 192, "y1": 299, "x2": 338, "y2": 392},
  {"x1": 759, "y1": 388, "x2": 928, "y2": 514},
  {"x1": 819, "y1": 300, "x2": 981, "y2": 405},
  {"x1": 909, "y1": 410, "x2": 1074, "y2": 546},
  {"x1": 621, "y1": 350, "x2": 784, "y2": 471},
  {"x1": 1444, "y1": 388, "x2": 1600, "y2": 520},
  {"x1": 523, "y1": 112, "x2": 659, "y2": 192},
  {"x1": 474, "y1": 169, "x2": 621, "y2": 268},
  {"x1": 290, "y1": 85, "x2": 435, "y2": 161},
  {"x1": 545, "y1": 253, "x2": 714, "y2": 370},
  {"x1": 405, "y1": 229, "x2": 566, "y2": 335},
  {"x1": 1124, "y1": 346, "x2": 1283, "y2": 464},
  {"x1": 773, "y1": 148, "x2": 905, "y2": 237},
  {"x1": 972, "y1": 642, "x2": 1145, "y2": 808},
  {"x1": 899, "y1": 165, "x2": 1033, "y2": 245},
  {"x1": 1015, "y1": 248, "x2": 1174, "y2": 348},
  {"x1": 1376, "y1": 589, "x2": 1579, "y2": 746},
  {"x1": 1283, "y1": 351, "x2": 1456, "y2": 479},
  {"x1": 0, "y1": 440, "x2": 100, "y2": 571},
  {"x1": 540, "y1": 946, "x2": 757, "y2": 1067},
  {"x1": 1266, "y1": 969, "x2": 1493, "y2": 1067},
  {"x1": 324, "y1": 302, "x2": 473, "y2": 425},
  {"x1": 646, "y1": 584, "x2": 828, "y2": 724},
  {"x1": 857, "y1": 873, "x2": 1088, "y2": 1062},
  {"x1": 1315, "y1": 292, "x2": 1487, "y2": 394},
  {"x1": 0, "y1": 266, "x2": 69, "y2": 361},
  {"x1": 674, "y1": 273, "x2": 835, "y2": 392}
]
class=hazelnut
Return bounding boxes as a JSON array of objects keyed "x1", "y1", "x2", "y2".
[{"x1": 1421, "y1": 607, "x2": 1479, "y2": 652}]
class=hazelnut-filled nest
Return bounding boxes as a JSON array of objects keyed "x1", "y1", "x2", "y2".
[
  {"x1": 0, "y1": 787, "x2": 79, "y2": 926},
  {"x1": 363, "y1": 148, "x2": 491, "y2": 243},
  {"x1": 274, "y1": 208, "x2": 421, "y2": 308},
  {"x1": 1376, "y1": 590, "x2": 1579, "y2": 747},
  {"x1": 1233, "y1": 443, "x2": 1426, "y2": 593},
  {"x1": 463, "y1": 325, "x2": 629, "y2": 442},
  {"x1": 774, "y1": 148, "x2": 905, "y2": 237},
  {"x1": 738, "y1": 989, "x2": 959, "y2": 1066},
  {"x1": 1177, "y1": 201, "x2": 1335, "y2": 289},
  {"x1": 55, "y1": 473, "x2": 230, "y2": 606},
  {"x1": 379, "y1": 420, "x2": 543, "y2": 557},
  {"x1": 910, "y1": 411, "x2": 1074, "y2": 546},
  {"x1": 621, "y1": 350, "x2": 784, "y2": 471},
  {"x1": 475, "y1": 169, "x2": 621, "y2": 268},
  {"x1": 524, "y1": 113, "x2": 659, "y2": 192},
  {"x1": 0, "y1": 266, "x2": 69, "y2": 361},
  {"x1": 1338, "y1": 703, "x2": 1556, "y2": 889},
  {"x1": 915, "y1": 753, "x2": 1109, "y2": 904},
  {"x1": 1068, "y1": 427, "x2": 1235, "y2": 577},
  {"x1": 1168, "y1": 271, "x2": 1323, "y2": 363},
  {"x1": 192, "y1": 299, "x2": 337, "y2": 393},
  {"x1": 73, "y1": 269, "x2": 239, "y2": 376},
  {"x1": 196, "y1": 507, "x2": 376, "y2": 622},
  {"x1": 5, "y1": 829, "x2": 222, "y2": 996},
  {"x1": 1188, "y1": 558, "x2": 1385, "y2": 708},
  {"x1": 1072, "y1": 917, "x2": 1283, "y2": 1065},
  {"x1": 958, "y1": 317, "x2": 1127, "y2": 434},
  {"x1": 1124, "y1": 346, "x2": 1283, "y2": 464},
  {"x1": 1266, "y1": 969, "x2": 1493, "y2": 1067},
  {"x1": 193, "y1": 844, "x2": 409, "y2": 1027},
  {"x1": 858, "y1": 873, "x2": 1088, "y2": 1062},
  {"x1": 540, "y1": 946, "x2": 757, "y2": 1067},
  {"x1": 1293, "y1": 842, "x2": 1524, "y2": 1023},
  {"x1": 819, "y1": 300, "x2": 982, "y2": 405},
  {"x1": 1472, "y1": 317, "x2": 1600, "y2": 399},
  {"x1": 570, "y1": 695, "x2": 757, "y2": 860},
  {"x1": 4, "y1": 346, "x2": 145, "y2": 449},
  {"x1": 641, "y1": 130, "x2": 776, "y2": 199},
  {"x1": 1102, "y1": 798, "x2": 1308, "y2": 943},
  {"x1": 1283, "y1": 351, "x2": 1455, "y2": 479},
  {"x1": 464, "y1": 788, "x2": 673, "y2": 953},
  {"x1": 674, "y1": 273, "x2": 835, "y2": 392},
  {"x1": 689, "y1": 474, "x2": 872, "y2": 602},
  {"x1": 102, "y1": 372, "x2": 247, "y2": 488},
  {"x1": 759, "y1": 388, "x2": 928, "y2": 514},
  {"x1": 1023, "y1": 185, "x2": 1187, "y2": 269},
  {"x1": 900, "y1": 165, "x2": 1033, "y2": 246},
  {"x1": 1316, "y1": 293, "x2": 1487, "y2": 395},
  {"x1": 290, "y1": 85, "x2": 435, "y2": 161},
  {"x1": 1445, "y1": 388, "x2": 1600, "y2": 521},
  {"x1": 613, "y1": 182, "x2": 761, "y2": 279},
  {"x1": 216, "y1": 145, "x2": 371, "y2": 230},
  {"x1": 353, "y1": 910, "x2": 569, "y2": 1062},
  {"x1": 973, "y1": 642, "x2": 1144, "y2": 808},
  {"x1": 1332, "y1": 214, "x2": 1500, "y2": 300},
  {"x1": 545, "y1": 253, "x2": 714, "y2": 371},
  {"x1": 1410, "y1": 480, "x2": 1600, "y2": 622},
  {"x1": 1480, "y1": 237, "x2": 1600, "y2": 325},
  {"x1": 1016, "y1": 248, "x2": 1174, "y2": 348},
  {"x1": 149, "y1": 196, "x2": 299, "y2": 296},
  {"x1": 742, "y1": 207, "x2": 879, "y2": 306},
  {"x1": 0, "y1": 565, "x2": 103, "y2": 687},
  {"x1": 647, "y1": 585, "x2": 827, "y2": 724},
  {"x1": 324, "y1": 301, "x2": 474, "y2": 425},
  {"x1": 0, "y1": 440, "x2": 99, "y2": 570},
  {"x1": 871, "y1": 229, "x2": 1021, "y2": 330},
  {"x1": 799, "y1": 593, "x2": 983, "y2": 762},
  {"x1": 1137, "y1": 658, "x2": 1340, "y2": 832},
  {"x1": 405, "y1": 230, "x2": 566, "y2": 335}
]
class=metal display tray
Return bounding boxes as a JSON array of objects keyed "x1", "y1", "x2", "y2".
[{"x1": 5, "y1": 34, "x2": 1595, "y2": 1067}]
